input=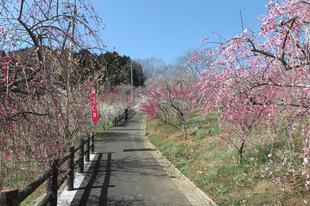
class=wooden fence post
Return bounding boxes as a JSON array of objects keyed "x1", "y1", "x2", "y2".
[
  {"x1": 91, "y1": 134, "x2": 95, "y2": 154},
  {"x1": 78, "y1": 139, "x2": 84, "y2": 173},
  {"x1": 67, "y1": 146, "x2": 74, "y2": 191},
  {"x1": 125, "y1": 109, "x2": 128, "y2": 121},
  {"x1": 0, "y1": 189, "x2": 19, "y2": 206},
  {"x1": 85, "y1": 137, "x2": 90, "y2": 162},
  {"x1": 113, "y1": 118, "x2": 117, "y2": 126},
  {"x1": 47, "y1": 159, "x2": 58, "y2": 206}
]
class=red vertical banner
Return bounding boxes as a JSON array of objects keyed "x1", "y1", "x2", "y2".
[{"x1": 89, "y1": 83, "x2": 99, "y2": 125}]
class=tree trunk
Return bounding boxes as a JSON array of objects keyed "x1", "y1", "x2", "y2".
[
  {"x1": 239, "y1": 139, "x2": 245, "y2": 165},
  {"x1": 183, "y1": 120, "x2": 188, "y2": 140}
]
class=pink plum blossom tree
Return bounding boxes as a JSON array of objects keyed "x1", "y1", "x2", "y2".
[
  {"x1": 198, "y1": 0, "x2": 309, "y2": 186},
  {"x1": 0, "y1": 0, "x2": 104, "y2": 190}
]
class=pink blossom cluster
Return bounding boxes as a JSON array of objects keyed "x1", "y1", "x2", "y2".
[
  {"x1": 98, "y1": 85, "x2": 131, "y2": 125},
  {"x1": 141, "y1": 76, "x2": 197, "y2": 125}
]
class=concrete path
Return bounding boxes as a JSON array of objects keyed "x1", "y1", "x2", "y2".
[{"x1": 59, "y1": 112, "x2": 215, "y2": 206}]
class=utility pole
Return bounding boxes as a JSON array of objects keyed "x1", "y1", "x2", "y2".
[
  {"x1": 65, "y1": 1, "x2": 77, "y2": 139},
  {"x1": 131, "y1": 61, "x2": 133, "y2": 102}
]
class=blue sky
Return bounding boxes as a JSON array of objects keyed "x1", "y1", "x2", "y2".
[{"x1": 93, "y1": 0, "x2": 269, "y2": 63}]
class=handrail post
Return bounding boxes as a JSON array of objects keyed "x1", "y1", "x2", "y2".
[
  {"x1": 91, "y1": 134, "x2": 95, "y2": 154},
  {"x1": 85, "y1": 137, "x2": 90, "y2": 162},
  {"x1": 47, "y1": 159, "x2": 58, "y2": 206},
  {"x1": 78, "y1": 139, "x2": 84, "y2": 173},
  {"x1": 67, "y1": 147, "x2": 74, "y2": 191},
  {"x1": 0, "y1": 189, "x2": 19, "y2": 206}
]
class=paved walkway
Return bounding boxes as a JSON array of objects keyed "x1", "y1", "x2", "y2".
[{"x1": 59, "y1": 112, "x2": 215, "y2": 206}]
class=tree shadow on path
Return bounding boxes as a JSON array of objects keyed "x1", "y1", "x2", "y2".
[{"x1": 70, "y1": 153, "x2": 112, "y2": 206}]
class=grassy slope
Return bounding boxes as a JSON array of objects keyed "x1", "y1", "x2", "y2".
[{"x1": 145, "y1": 113, "x2": 309, "y2": 205}]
